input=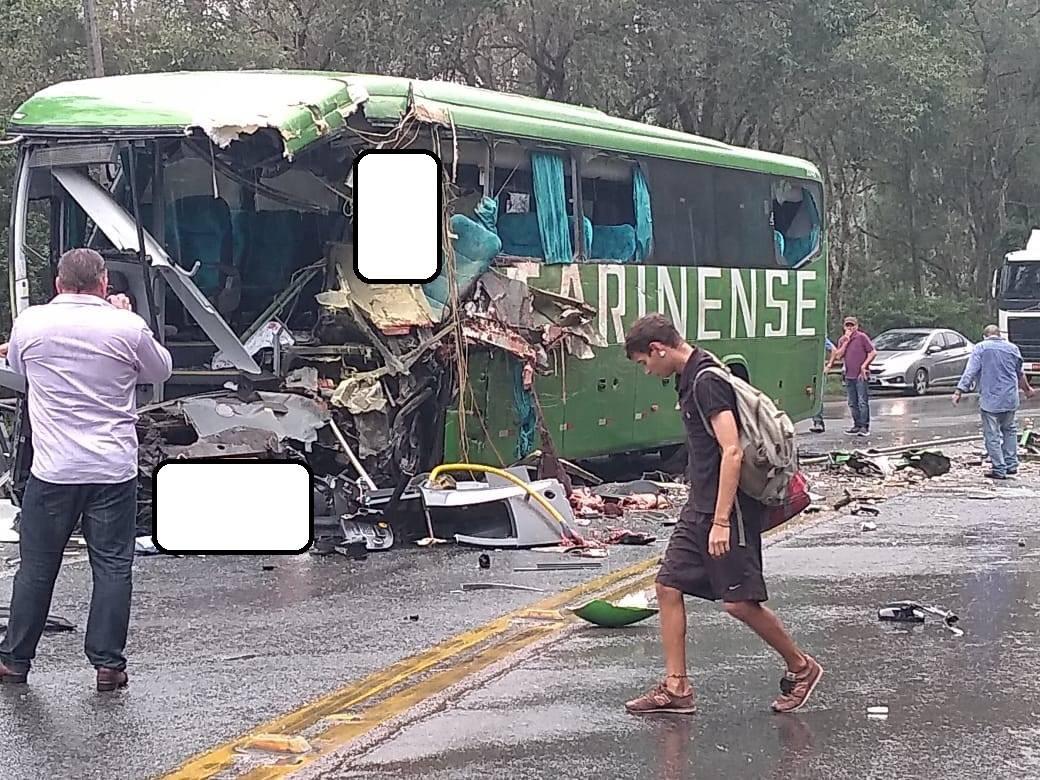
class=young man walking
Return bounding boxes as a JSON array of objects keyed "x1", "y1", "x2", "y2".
[
  {"x1": 953, "y1": 325, "x2": 1035, "y2": 479},
  {"x1": 827, "y1": 316, "x2": 876, "y2": 436},
  {"x1": 0, "y1": 248, "x2": 173, "y2": 691},
  {"x1": 622, "y1": 313, "x2": 822, "y2": 715}
]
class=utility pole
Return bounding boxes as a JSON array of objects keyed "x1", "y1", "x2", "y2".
[{"x1": 82, "y1": 0, "x2": 105, "y2": 77}]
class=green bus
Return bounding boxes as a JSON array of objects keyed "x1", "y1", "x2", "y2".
[{"x1": 3, "y1": 70, "x2": 826, "y2": 483}]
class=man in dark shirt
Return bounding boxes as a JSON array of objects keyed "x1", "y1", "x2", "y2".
[{"x1": 621, "y1": 313, "x2": 823, "y2": 715}]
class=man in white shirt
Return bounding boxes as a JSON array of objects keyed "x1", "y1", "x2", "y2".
[{"x1": 0, "y1": 248, "x2": 172, "y2": 691}]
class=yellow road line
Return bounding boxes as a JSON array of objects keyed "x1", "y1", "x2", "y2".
[
  {"x1": 162, "y1": 509, "x2": 828, "y2": 779},
  {"x1": 237, "y1": 625, "x2": 559, "y2": 780},
  {"x1": 161, "y1": 555, "x2": 660, "y2": 780}
]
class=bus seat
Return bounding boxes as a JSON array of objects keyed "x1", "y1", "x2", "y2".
[
  {"x1": 497, "y1": 212, "x2": 589, "y2": 259},
  {"x1": 590, "y1": 224, "x2": 636, "y2": 262},
  {"x1": 498, "y1": 212, "x2": 543, "y2": 257},
  {"x1": 424, "y1": 214, "x2": 502, "y2": 316}
]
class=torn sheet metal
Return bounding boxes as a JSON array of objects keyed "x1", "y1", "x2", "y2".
[
  {"x1": 473, "y1": 271, "x2": 536, "y2": 330},
  {"x1": 192, "y1": 77, "x2": 369, "y2": 159},
  {"x1": 463, "y1": 316, "x2": 544, "y2": 365},
  {"x1": 466, "y1": 270, "x2": 603, "y2": 362},
  {"x1": 285, "y1": 367, "x2": 319, "y2": 393},
  {"x1": 180, "y1": 393, "x2": 329, "y2": 447},
  {"x1": 213, "y1": 320, "x2": 295, "y2": 371},
  {"x1": 164, "y1": 428, "x2": 284, "y2": 460},
  {"x1": 319, "y1": 243, "x2": 435, "y2": 331},
  {"x1": 331, "y1": 375, "x2": 388, "y2": 413}
]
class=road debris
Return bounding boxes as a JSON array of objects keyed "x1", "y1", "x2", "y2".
[
  {"x1": 878, "y1": 600, "x2": 963, "y2": 636},
  {"x1": 513, "y1": 562, "x2": 603, "y2": 572},
  {"x1": 571, "y1": 590, "x2": 658, "y2": 627},
  {"x1": 867, "y1": 705, "x2": 890, "y2": 721},
  {"x1": 860, "y1": 521, "x2": 878, "y2": 532},
  {"x1": 238, "y1": 735, "x2": 312, "y2": 755},
  {"x1": 461, "y1": 582, "x2": 547, "y2": 593},
  {"x1": 0, "y1": 607, "x2": 74, "y2": 633}
]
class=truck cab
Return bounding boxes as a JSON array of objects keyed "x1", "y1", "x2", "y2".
[{"x1": 994, "y1": 229, "x2": 1040, "y2": 381}]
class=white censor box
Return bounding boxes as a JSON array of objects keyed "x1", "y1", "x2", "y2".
[
  {"x1": 154, "y1": 460, "x2": 312, "y2": 554},
  {"x1": 353, "y1": 150, "x2": 441, "y2": 283}
]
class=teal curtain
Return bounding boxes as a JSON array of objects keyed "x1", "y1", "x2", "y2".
[
  {"x1": 531, "y1": 152, "x2": 573, "y2": 263},
  {"x1": 512, "y1": 359, "x2": 537, "y2": 460},
  {"x1": 633, "y1": 164, "x2": 653, "y2": 261}
]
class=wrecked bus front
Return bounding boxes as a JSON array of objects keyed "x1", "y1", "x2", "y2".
[{"x1": 3, "y1": 70, "x2": 827, "y2": 538}]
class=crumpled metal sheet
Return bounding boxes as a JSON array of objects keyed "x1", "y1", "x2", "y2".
[
  {"x1": 164, "y1": 428, "x2": 284, "y2": 459},
  {"x1": 355, "y1": 411, "x2": 391, "y2": 458},
  {"x1": 474, "y1": 271, "x2": 536, "y2": 330},
  {"x1": 463, "y1": 316, "x2": 542, "y2": 364},
  {"x1": 180, "y1": 392, "x2": 330, "y2": 446},
  {"x1": 331, "y1": 375, "x2": 388, "y2": 414},
  {"x1": 318, "y1": 243, "x2": 435, "y2": 331}
]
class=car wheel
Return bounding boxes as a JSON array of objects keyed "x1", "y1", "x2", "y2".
[{"x1": 913, "y1": 368, "x2": 929, "y2": 396}]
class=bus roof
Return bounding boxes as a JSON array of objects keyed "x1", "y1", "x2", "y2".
[{"x1": 8, "y1": 70, "x2": 822, "y2": 181}]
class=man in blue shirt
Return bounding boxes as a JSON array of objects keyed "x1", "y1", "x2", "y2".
[{"x1": 954, "y1": 325, "x2": 1036, "y2": 479}]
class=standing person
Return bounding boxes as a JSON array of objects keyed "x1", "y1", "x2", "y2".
[
  {"x1": 826, "y1": 316, "x2": 877, "y2": 436},
  {"x1": 621, "y1": 313, "x2": 823, "y2": 716},
  {"x1": 953, "y1": 325, "x2": 1035, "y2": 479},
  {"x1": 809, "y1": 336, "x2": 836, "y2": 433},
  {"x1": 0, "y1": 248, "x2": 173, "y2": 691}
]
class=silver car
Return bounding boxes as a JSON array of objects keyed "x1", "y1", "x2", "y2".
[{"x1": 866, "y1": 328, "x2": 976, "y2": 396}]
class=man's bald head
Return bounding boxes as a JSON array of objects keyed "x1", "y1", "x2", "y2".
[
  {"x1": 983, "y1": 324, "x2": 1001, "y2": 338},
  {"x1": 56, "y1": 248, "x2": 107, "y2": 297}
]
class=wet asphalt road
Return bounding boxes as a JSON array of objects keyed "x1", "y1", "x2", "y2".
[
  {"x1": 305, "y1": 473, "x2": 1040, "y2": 780},
  {"x1": 0, "y1": 524, "x2": 663, "y2": 779},
  {"x1": 0, "y1": 392, "x2": 1037, "y2": 778},
  {"x1": 798, "y1": 390, "x2": 1040, "y2": 452}
]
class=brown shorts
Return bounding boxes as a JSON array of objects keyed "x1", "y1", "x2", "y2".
[{"x1": 656, "y1": 496, "x2": 768, "y2": 603}]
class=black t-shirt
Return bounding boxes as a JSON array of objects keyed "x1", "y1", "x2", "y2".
[{"x1": 677, "y1": 349, "x2": 748, "y2": 514}]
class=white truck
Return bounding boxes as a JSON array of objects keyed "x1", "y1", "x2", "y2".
[{"x1": 994, "y1": 228, "x2": 1040, "y2": 382}]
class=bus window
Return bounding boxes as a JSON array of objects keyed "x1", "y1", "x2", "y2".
[
  {"x1": 491, "y1": 143, "x2": 577, "y2": 263},
  {"x1": 638, "y1": 156, "x2": 716, "y2": 266},
  {"x1": 772, "y1": 180, "x2": 822, "y2": 268},
  {"x1": 714, "y1": 167, "x2": 775, "y2": 268},
  {"x1": 579, "y1": 154, "x2": 652, "y2": 263}
]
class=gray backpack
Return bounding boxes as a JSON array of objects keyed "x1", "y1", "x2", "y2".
[{"x1": 691, "y1": 363, "x2": 799, "y2": 507}]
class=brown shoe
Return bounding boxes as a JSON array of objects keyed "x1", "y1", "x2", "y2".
[
  {"x1": 0, "y1": 661, "x2": 28, "y2": 684},
  {"x1": 96, "y1": 667, "x2": 128, "y2": 692},
  {"x1": 771, "y1": 655, "x2": 823, "y2": 713},
  {"x1": 625, "y1": 680, "x2": 696, "y2": 715}
]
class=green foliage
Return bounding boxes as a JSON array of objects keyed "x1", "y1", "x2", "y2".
[
  {"x1": 1, "y1": 0, "x2": 1039, "y2": 340},
  {"x1": 843, "y1": 290, "x2": 993, "y2": 342}
]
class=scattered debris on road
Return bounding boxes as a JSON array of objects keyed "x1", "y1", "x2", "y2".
[
  {"x1": 571, "y1": 590, "x2": 658, "y2": 627},
  {"x1": 878, "y1": 600, "x2": 963, "y2": 636}
]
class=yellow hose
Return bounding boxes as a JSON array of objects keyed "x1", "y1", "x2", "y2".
[{"x1": 427, "y1": 462, "x2": 570, "y2": 529}]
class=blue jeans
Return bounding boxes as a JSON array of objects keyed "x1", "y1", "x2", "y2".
[
  {"x1": 981, "y1": 410, "x2": 1019, "y2": 476},
  {"x1": 845, "y1": 378, "x2": 871, "y2": 430},
  {"x1": 0, "y1": 476, "x2": 137, "y2": 674}
]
